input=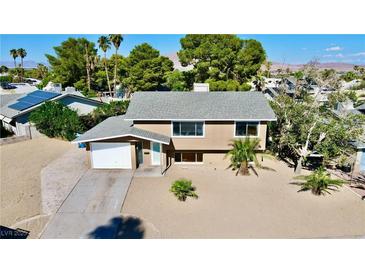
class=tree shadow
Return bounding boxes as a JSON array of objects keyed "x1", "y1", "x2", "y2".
[{"x1": 87, "y1": 216, "x2": 145, "y2": 239}]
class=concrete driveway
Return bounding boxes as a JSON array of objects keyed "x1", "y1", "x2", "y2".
[{"x1": 41, "y1": 169, "x2": 133, "y2": 239}]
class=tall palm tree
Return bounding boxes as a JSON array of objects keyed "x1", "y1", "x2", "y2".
[
  {"x1": 17, "y1": 48, "x2": 27, "y2": 81},
  {"x1": 97, "y1": 36, "x2": 112, "y2": 93},
  {"x1": 9, "y1": 49, "x2": 18, "y2": 70},
  {"x1": 109, "y1": 34, "x2": 123, "y2": 92},
  {"x1": 226, "y1": 138, "x2": 261, "y2": 176}
]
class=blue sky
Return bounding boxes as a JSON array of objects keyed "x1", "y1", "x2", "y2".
[{"x1": 1, "y1": 34, "x2": 364, "y2": 66}]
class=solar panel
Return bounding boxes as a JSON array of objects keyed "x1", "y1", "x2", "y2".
[
  {"x1": 10, "y1": 90, "x2": 61, "y2": 111},
  {"x1": 8, "y1": 101, "x2": 34, "y2": 111}
]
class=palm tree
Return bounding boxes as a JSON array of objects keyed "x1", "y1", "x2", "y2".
[
  {"x1": 109, "y1": 34, "x2": 123, "y2": 92},
  {"x1": 9, "y1": 49, "x2": 18, "y2": 70},
  {"x1": 265, "y1": 60, "x2": 272, "y2": 77},
  {"x1": 17, "y1": 48, "x2": 27, "y2": 81},
  {"x1": 293, "y1": 167, "x2": 345, "y2": 195},
  {"x1": 226, "y1": 138, "x2": 261, "y2": 176},
  {"x1": 97, "y1": 36, "x2": 112, "y2": 93}
]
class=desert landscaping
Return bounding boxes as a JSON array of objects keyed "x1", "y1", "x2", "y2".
[
  {"x1": 0, "y1": 137, "x2": 86, "y2": 238},
  {"x1": 122, "y1": 159, "x2": 365, "y2": 238}
]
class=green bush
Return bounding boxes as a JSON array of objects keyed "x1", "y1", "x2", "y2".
[
  {"x1": 293, "y1": 167, "x2": 345, "y2": 196},
  {"x1": 29, "y1": 101, "x2": 84, "y2": 141},
  {"x1": 0, "y1": 75, "x2": 13, "y2": 83},
  {"x1": 239, "y1": 82, "x2": 251, "y2": 91},
  {"x1": 170, "y1": 179, "x2": 198, "y2": 201}
]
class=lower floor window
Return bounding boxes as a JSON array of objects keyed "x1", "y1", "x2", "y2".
[{"x1": 175, "y1": 152, "x2": 203, "y2": 163}]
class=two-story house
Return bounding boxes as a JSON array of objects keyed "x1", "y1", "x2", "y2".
[{"x1": 73, "y1": 91, "x2": 276, "y2": 173}]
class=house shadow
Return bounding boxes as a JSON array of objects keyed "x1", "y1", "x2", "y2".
[
  {"x1": 0, "y1": 226, "x2": 29, "y2": 239},
  {"x1": 87, "y1": 216, "x2": 145, "y2": 239}
]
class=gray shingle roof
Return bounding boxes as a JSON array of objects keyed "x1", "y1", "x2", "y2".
[
  {"x1": 124, "y1": 91, "x2": 276, "y2": 121},
  {"x1": 73, "y1": 115, "x2": 170, "y2": 144}
]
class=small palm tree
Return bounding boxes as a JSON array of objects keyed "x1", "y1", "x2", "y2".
[
  {"x1": 10, "y1": 49, "x2": 18, "y2": 70},
  {"x1": 170, "y1": 179, "x2": 198, "y2": 201},
  {"x1": 97, "y1": 35, "x2": 112, "y2": 92},
  {"x1": 293, "y1": 167, "x2": 345, "y2": 196},
  {"x1": 226, "y1": 138, "x2": 261, "y2": 176},
  {"x1": 109, "y1": 34, "x2": 123, "y2": 92}
]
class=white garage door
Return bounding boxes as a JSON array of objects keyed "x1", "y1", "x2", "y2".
[{"x1": 91, "y1": 142, "x2": 132, "y2": 169}]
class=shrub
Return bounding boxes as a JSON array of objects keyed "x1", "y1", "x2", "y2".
[
  {"x1": 29, "y1": 101, "x2": 84, "y2": 141},
  {"x1": 239, "y1": 82, "x2": 251, "y2": 91},
  {"x1": 170, "y1": 179, "x2": 198, "y2": 201},
  {"x1": 0, "y1": 75, "x2": 13, "y2": 83},
  {"x1": 293, "y1": 167, "x2": 345, "y2": 196}
]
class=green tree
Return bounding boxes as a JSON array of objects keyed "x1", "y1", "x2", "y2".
[
  {"x1": 226, "y1": 138, "x2": 261, "y2": 176},
  {"x1": 9, "y1": 49, "x2": 18, "y2": 70},
  {"x1": 269, "y1": 94, "x2": 365, "y2": 174},
  {"x1": 97, "y1": 35, "x2": 112, "y2": 92},
  {"x1": 29, "y1": 101, "x2": 84, "y2": 141},
  {"x1": 109, "y1": 34, "x2": 123, "y2": 91},
  {"x1": 0, "y1": 65, "x2": 9, "y2": 74},
  {"x1": 166, "y1": 70, "x2": 188, "y2": 91},
  {"x1": 120, "y1": 43, "x2": 173, "y2": 96},
  {"x1": 17, "y1": 48, "x2": 27, "y2": 80},
  {"x1": 46, "y1": 38, "x2": 97, "y2": 93},
  {"x1": 178, "y1": 35, "x2": 266, "y2": 90},
  {"x1": 293, "y1": 167, "x2": 345, "y2": 196}
]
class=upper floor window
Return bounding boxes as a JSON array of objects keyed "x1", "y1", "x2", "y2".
[
  {"x1": 235, "y1": 122, "x2": 259, "y2": 137},
  {"x1": 172, "y1": 121, "x2": 204, "y2": 137}
]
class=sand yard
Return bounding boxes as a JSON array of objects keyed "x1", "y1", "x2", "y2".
[
  {"x1": 122, "y1": 158, "x2": 365, "y2": 238},
  {"x1": 0, "y1": 137, "x2": 74, "y2": 238}
]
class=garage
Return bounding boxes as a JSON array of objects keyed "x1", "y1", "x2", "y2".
[{"x1": 90, "y1": 142, "x2": 132, "y2": 169}]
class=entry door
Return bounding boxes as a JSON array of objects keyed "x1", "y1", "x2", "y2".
[{"x1": 151, "y1": 142, "x2": 161, "y2": 165}]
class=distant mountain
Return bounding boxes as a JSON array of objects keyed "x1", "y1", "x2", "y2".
[
  {"x1": 270, "y1": 62, "x2": 364, "y2": 72},
  {"x1": 0, "y1": 60, "x2": 47, "y2": 69},
  {"x1": 165, "y1": 52, "x2": 364, "y2": 73}
]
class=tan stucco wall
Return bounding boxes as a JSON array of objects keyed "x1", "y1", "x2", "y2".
[{"x1": 134, "y1": 121, "x2": 268, "y2": 150}]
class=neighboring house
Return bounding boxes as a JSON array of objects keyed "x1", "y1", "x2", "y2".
[
  {"x1": 332, "y1": 100, "x2": 365, "y2": 174},
  {"x1": 73, "y1": 91, "x2": 276, "y2": 173},
  {"x1": 0, "y1": 90, "x2": 103, "y2": 137}
]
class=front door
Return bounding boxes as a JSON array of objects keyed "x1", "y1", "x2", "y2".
[
  {"x1": 151, "y1": 142, "x2": 161, "y2": 165},
  {"x1": 136, "y1": 142, "x2": 143, "y2": 167}
]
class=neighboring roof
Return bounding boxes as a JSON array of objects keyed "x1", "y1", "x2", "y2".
[
  {"x1": 125, "y1": 92, "x2": 276, "y2": 121},
  {"x1": 0, "y1": 91, "x2": 102, "y2": 119},
  {"x1": 0, "y1": 94, "x2": 23, "y2": 108},
  {"x1": 73, "y1": 115, "x2": 170, "y2": 144}
]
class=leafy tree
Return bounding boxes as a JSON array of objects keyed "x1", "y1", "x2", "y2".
[
  {"x1": 109, "y1": 34, "x2": 123, "y2": 91},
  {"x1": 226, "y1": 138, "x2": 261, "y2": 176},
  {"x1": 166, "y1": 70, "x2": 188, "y2": 91},
  {"x1": 0, "y1": 65, "x2": 9, "y2": 74},
  {"x1": 97, "y1": 35, "x2": 112, "y2": 92},
  {"x1": 29, "y1": 101, "x2": 84, "y2": 141},
  {"x1": 269, "y1": 94, "x2": 365, "y2": 174},
  {"x1": 9, "y1": 49, "x2": 18, "y2": 69},
  {"x1": 120, "y1": 43, "x2": 173, "y2": 96},
  {"x1": 46, "y1": 38, "x2": 97, "y2": 93},
  {"x1": 293, "y1": 167, "x2": 345, "y2": 195},
  {"x1": 327, "y1": 90, "x2": 357, "y2": 109},
  {"x1": 178, "y1": 35, "x2": 266, "y2": 90},
  {"x1": 341, "y1": 71, "x2": 358, "y2": 82},
  {"x1": 170, "y1": 179, "x2": 198, "y2": 201},
  {"x1": 80, "y1": 100, "x2": 130, "y2": 130}
]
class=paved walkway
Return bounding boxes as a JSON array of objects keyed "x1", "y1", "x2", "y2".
[{"x1": 41, "y1": 169, "x2": 133, "y2": 239}]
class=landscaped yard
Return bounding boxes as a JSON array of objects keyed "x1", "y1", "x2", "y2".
[{"x1": 122, "y1": 158, "x2": 365, "y2": 238}]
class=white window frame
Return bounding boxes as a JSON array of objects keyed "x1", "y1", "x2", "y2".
[
  {"x1": 171, "y1": 121, "x2": 205, "y2": 138},
  {"x1": 234, "y1": 121, "x2": 260, "y2": 138}
]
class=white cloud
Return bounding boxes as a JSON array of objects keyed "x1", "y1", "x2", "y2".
[
  {"x1": 325, "y1": 46, "x2": 343, "y2": 51},
  {"x1": 301, "y1": 47, "x2": 307, "y2": 51},
  {"x1": 351, "y1": 52, "x2": 365, "y2": 56},
  {"x1": 335, "y1": 53, "x2": 344, "y2": 58},
  {"x1": 322, "y1": 54, "x2": 332, "y2": 58}
]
